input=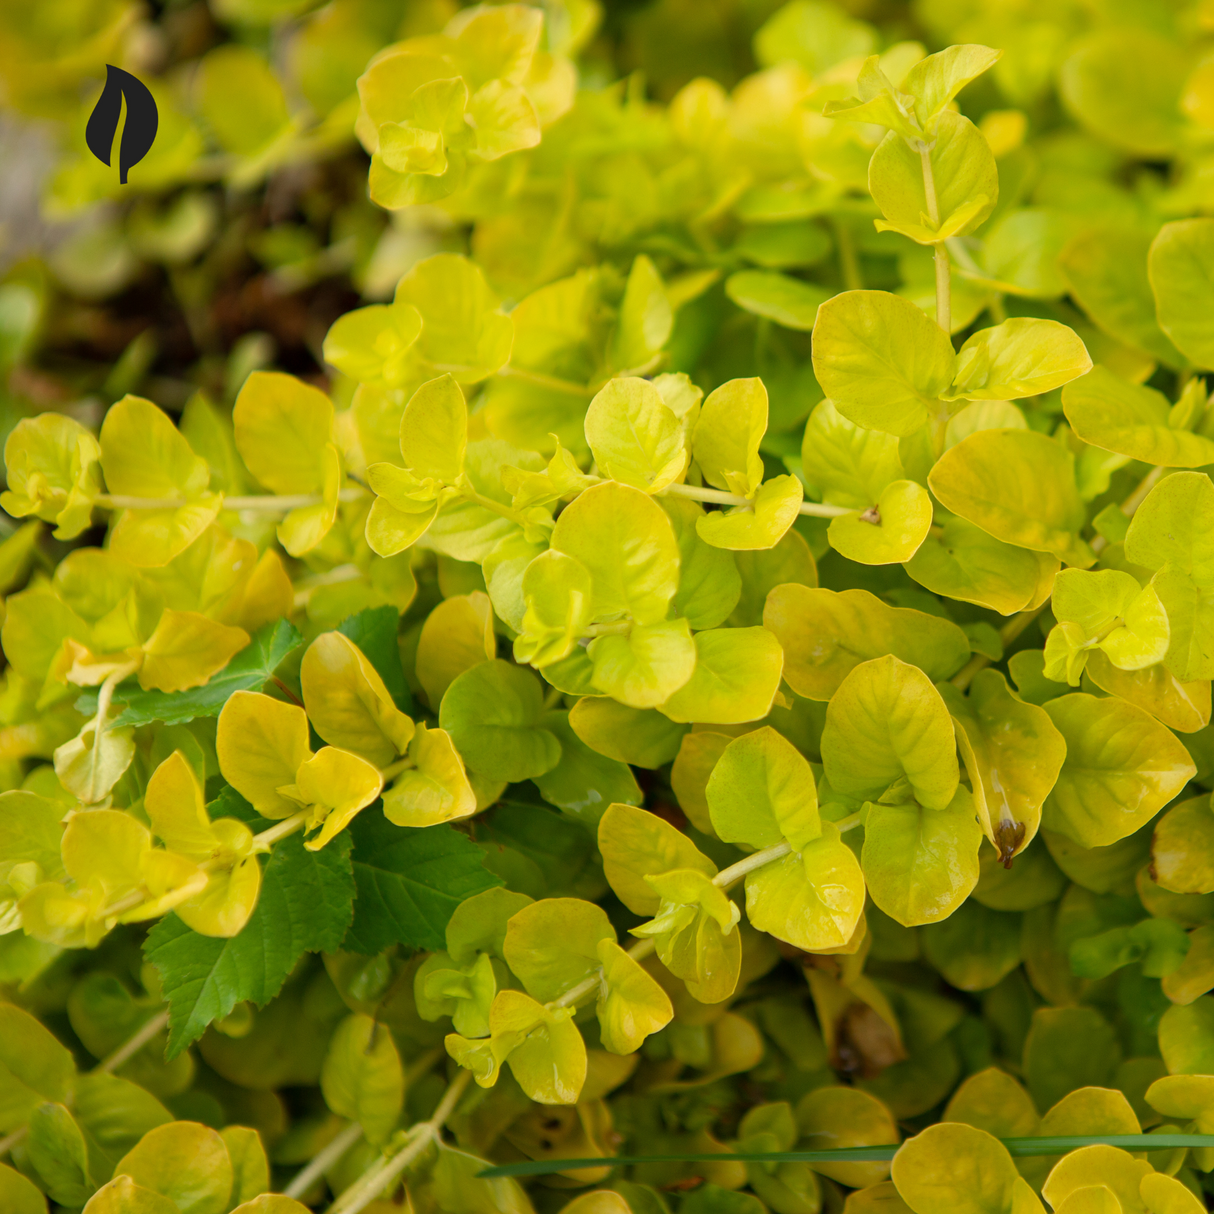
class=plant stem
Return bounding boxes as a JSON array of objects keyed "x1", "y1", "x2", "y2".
[
  {"x1": 550, "y1": 841, "x2": 792, "y2": 1013},
  {"x1": 95, "y1": 489, "x2": 369, "y2": 512},
  {"x1": 917, "y1": 139, "x2": 950, "y2": 333},
  {"x1": 714, "y1": 841, "x2": 791, "y2": 886},
  {"x1": 950, "y1": 605, "x2": 1046, "y2": 693},
  {"x1": 833, "y1": 219, "x2": 863, "y2": 291},
  {"x1": 659, "y1": 481, "x2": 851, "y2": 518},
  {"x1": 495, "y1": 366, "x2": 594, "y2": 397},
  {"x1": 327, "y1": 1069, "x2": 472, "y2": 1214},
  {"x1": 284, "y1": 1121, "x2": 365, "y2": 1200},
  {"x1": 94, "y1": 810, "x2": 310, "y2": 925},
  {"x1": 97, "y1": 1009, "x2": 170, "y2": 1072}
]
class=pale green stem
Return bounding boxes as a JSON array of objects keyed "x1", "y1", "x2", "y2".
[
  {"x1": 832, "y1": 219, "x2": 863, "y2": 292},
  {"x1": 96, "y1": 488, "x2": 369, "y2": 512},
  {"x1": 550, "y1": 841, "x2": 793, "y2": 1013},
  {"x1": 251, "y1": 809, "x2": 310, "y2": 851},
  {"x1": 78, "y1": 659, "x2": 142, "y2": 807},
  {"x1": 95, "y1": 810, "x2": 310, "y2": 924},
  {"x1": 97, "y1": 1009, "x2": 171, "y2": 1073},
  {"x1": 583, "y1": 620, "x2": 632, "y2": 637},
  {"x1": 327, "y1": 1069, "x2": 472, "y2": 1214},
  {"x1": 284, "y1": 1121, "x2": 365, "y2": 1200},
  {"x1": 461, "y1": 487, "x2": 530, "y2": 527},
  {"x1": 950, "y1": 605, "x2": 1046, "y2": 693},
  {"x1": 917, "y1": 139, "x2": 950, "y2": 334},
  {"x1": 379, "y1": 757, "x2": 413, "y2": 782},
  {"x1": 495, "y1": 365, "x2": 594, "y2": 397},
  {"x1": 659, "y1": 481, "x2": 851, "y2": 518}
]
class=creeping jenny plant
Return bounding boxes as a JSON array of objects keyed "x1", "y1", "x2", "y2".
[{"x1": 5, "y1": 0, "x2": 1214, "y2": 1211}]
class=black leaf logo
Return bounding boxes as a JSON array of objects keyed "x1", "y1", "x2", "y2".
[{"x1": 85, "y1": 65, "x2": 159, "y2": 185}]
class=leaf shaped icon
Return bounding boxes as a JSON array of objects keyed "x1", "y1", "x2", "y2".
[{"x1": 85, "y1": 65, "x2": 159, "y2": 185}]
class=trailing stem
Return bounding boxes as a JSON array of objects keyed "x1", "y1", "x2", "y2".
[
  {"x1": 916, "y1": 139, "x2": 950, "y2": 334},
  {"x1": 326, "y1": 1069, "x2": 473, "y2": 1214}
]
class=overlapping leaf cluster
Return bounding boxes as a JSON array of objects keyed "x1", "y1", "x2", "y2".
[{"x1": 5, "y1": 0, "x2": 1214, "y2": 1212}]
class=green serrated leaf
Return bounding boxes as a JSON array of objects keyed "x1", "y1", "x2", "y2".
[
  {"x1": 343, "y1": 811, "x2": 501, "y2": 955},
  {"x1": 144, "y1": 828, "x2": 354, "y2": 1057}
]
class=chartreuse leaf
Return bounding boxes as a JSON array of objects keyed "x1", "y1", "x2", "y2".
[
  {"x1": 707, "y1": 727, "x2": 819, "y2": 852},
  {"x1": 503, "y1": 897, "x2": 613, "y2": 1001},
  {"x1": 1044, "y1": 569, "x2": 1170, "y2": 685},
  {"x1": 946, "y1": 319, "x2": 1091, "y2": 402},
  {"x1": 588, "y1": 618, "x2": 697, "y2": 708},
  {"x1": 797, "y1": 1085, "x2": 901, "y2": 1189},
  {"x1": 939, "y1": 671, "x2": 1065, "y2": 863},
  {"x1": 1, "y1": 413, "x2": 102, "y2": 540},
  {"x1": 891, "y1": 1122, "x2": 1031, "y2": 1214},
  {"x1": 439, "y1": 659, "x2": 561, "y2": 781},
  {"x1": 746, "y1": 822, "x2": 866, "y2": 953},
  {"x1": 1151, "y1": 796, "x2": 1214, "y2": 894},
  {"x1": 108, "y1": 619, "x2": 302, "y2": 728},
  {"x1": 513, "y1": 551, "x2": 593, "y2": 668},
  {"x1": 216, "y1": 690, "x2": 311, "y2": 819},
  {"x1": 1085, "y1": 649, "x2": 1211, "y2": 734},
  {"x1": 23, "y1": 1112, "x2": 88, "y2": 1204},
  {"x1": 446, "y1": 988, "x2": 586, "y2": 1104},
  {"x1": 504, "y1": 897, "x2": 673, "y2": 1053},
  {"x1": 828, "y1": 479, "x2": 933, "y2": 565},
  {"x1": 870, "y1": 111, "x2": 997, "y2": 244},
  {"x1": 113, "y1": 1120, "x2": 233, "y2": 1214},
  {"x1": 725, "y1": 270, "x2": 830, "y2": 331},
  {"x1": 0, "y1": 1163, "x2": 44, "y2": 1214},
  {"x1": 100, "y1": 395, "x2": 220, "y2": 567},
  {"x1": 801, "y1": 397, "x2": 905, "y2": 509},
  {"x1": 1059, "y1": 228, "x2": 1187, "y2": 369},
  {"x1": 85, "y1": 1175, "x2": 178, "y2": 1212},
  {"x1": 550, "y1": 481, "x2": 680, "y2": 625},
  {"x1": 584, "y1": 377, "x2": 686, "y2": 493},
  {"x1": 1149, "y1": 218, "x2": 1214, "y2": 368},
  {"x1": 145, "y1": 751, "x2": 260, "y2": 937},
  {"x1": 322, "y1": 299, "x2": 422, "y2": 388},
  {"x1": 135, "y1": 610, "x2": 249, "y2": 695},
  {"x1": 764, "y1": 585, "x2": 970, "y2": 700},
  {"x1": 0, "y1": 1003, "x2": 75, "y2": 1133},
  {"x1": 612, "y1": 254, "x2": 673, "y2": 371},
  {"x1": 383, "y1": 722, "x2": 477, "y2": 827},
  {"x1": 598, "y1": 803, "x2": 740, "y2": 1003},
  {"x1": 1042, "y1": 693, "x2": 1196, "y2": 848},
  {"x1": 301, "y1": 630, "x2": 414, "y2": 766},
  {"x1": 812, "y1": 291, "x2": 955, "y2": 437},
  {"x1": 928, "y1": 429, "x2": 1091, "y2": 565},
  {"x1": 821, "y1": 655, "x2": 959, "y2": 810},
  {"x1": 906, "y1": 513, "x2": 1057, "y2": 615},
  {"x1": 1063, "y1": 366, "x2": 1214, "y2": 467},
  {"x1": 393, "y1": 253, "x2": 514, "y2": 384},
  {"x1": 692, "y1": 378, "x2": 767, "y2": 499},
  {"x1": 696, "y1": 474, "x2": 804, "y2": 551},
  {"x1": 320, "y1": 1013, "x2": 404, "y2": 1144},
  {"x1": 144, "y1": 827, "x2": 354, "y2": 1056},
  {"x1": 659, "y1": 626, "x2": 784, "y2": 724},
  {"x1": 1042, "y1": 1146, "x2": 1152, "y2": 1214},
  {"x1": 568, "y1": 697, "x2": 688, "y2": 768},
  {"x1": 233, "y1": 372, "x2": 339, "y2": 556},
  {"x1": 1124, "y1": 472, "x2": 1214, "y2": 682},
  {"x1": 862, "y1": 788, "x2": 983, "y2": 927},
  {"x1": 902, "y1": 44, "x2": 1002, "y2": 124},
  {"x1": 663, "y1": 496, "x2": 742, "y2": 629}
]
